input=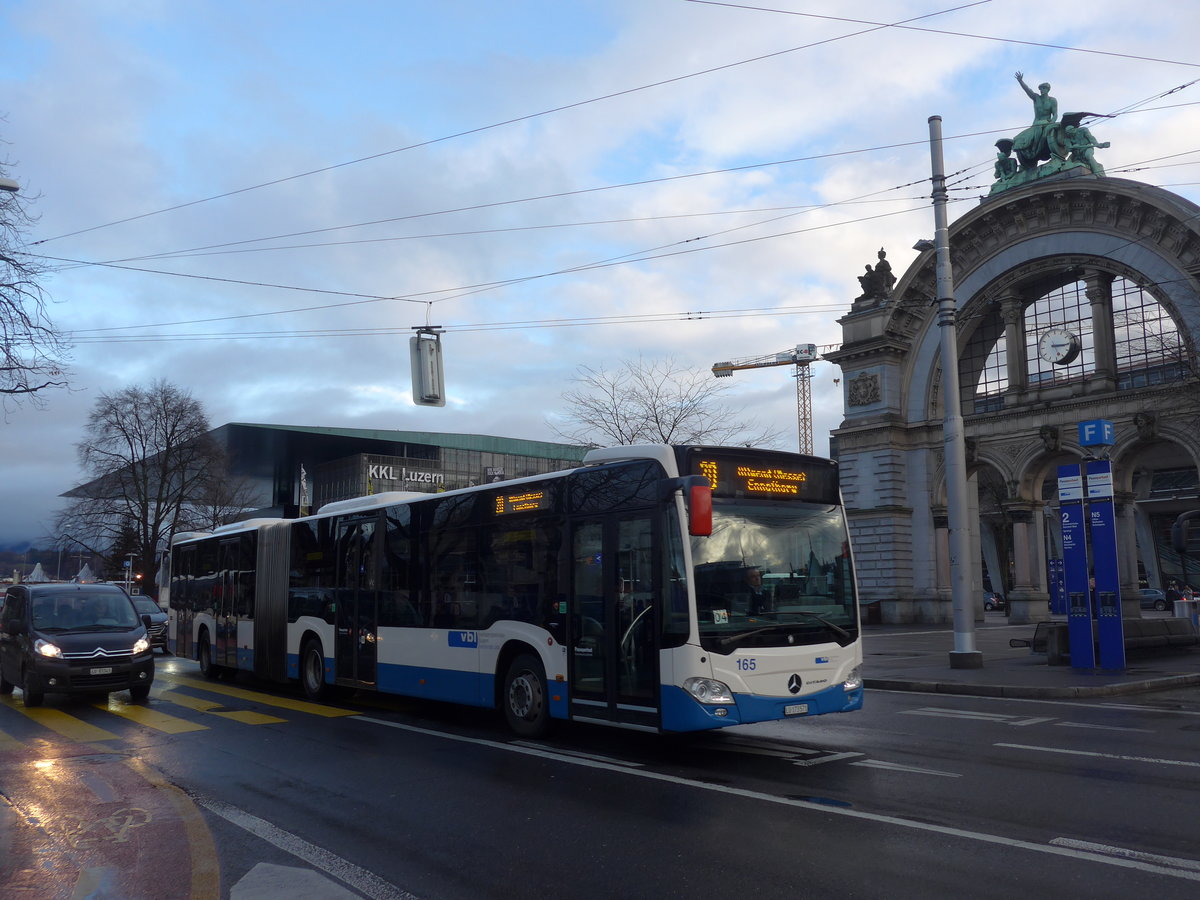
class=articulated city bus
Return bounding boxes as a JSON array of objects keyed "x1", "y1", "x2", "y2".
[{"x1": 165, "y1": 444, "x2": 863, "y2": 735}]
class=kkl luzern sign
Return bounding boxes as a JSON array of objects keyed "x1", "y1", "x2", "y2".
[{"x1": 367, "y1": 464, "x2": 446, "y2": 487}]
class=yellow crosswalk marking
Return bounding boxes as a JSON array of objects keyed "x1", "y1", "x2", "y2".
[
  {"x1": 6, "y1": 705, "x2": 120, "y2": 742},
  {"x1": 164, "y1": 675, "x2": 359, "y2": 717},
  {"x1": 0, "y1": 726, "x2": 22, "y2": 751},
  {"x1": 159, "y1": 690, "x2": 286, "y2": 725},
  {"x1": 93, "y1": 697, "x2": 208, "y2": 733}
]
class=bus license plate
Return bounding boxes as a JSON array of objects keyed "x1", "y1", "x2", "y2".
[
  {"x1": 784, "y1": 703, "x2": 809, "y2": 716},
  {"x1": 90, "y1": 667, "x2": 113, "y2": 675}
]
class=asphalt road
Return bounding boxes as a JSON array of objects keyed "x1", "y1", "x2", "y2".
[{"x1": 2, "y1": 657, "x2": 1198, "y2": 899}]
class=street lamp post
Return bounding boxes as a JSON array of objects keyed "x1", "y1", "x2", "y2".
[
  {"x1": 0, "y1": 178, "x2": 19, "y2": 193},
  {"x1": 927, "y1": 115, "x2": 982, "y2": 669}
]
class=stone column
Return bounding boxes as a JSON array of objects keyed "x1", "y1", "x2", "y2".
[
  {"x1": 925, "y1": 511, "x2": 953, "y2": 624},
  {"x1": 1084, "y1": 271, "x2": 1118, "y2": 393},
  {"x1": 1000, "y1": 295, "x2": 1029, "y2": 402},
  {"x1": 1005, "y1": 504, "x2": 1051, "y2": 624},
  {"x1": 1115, "y1": 490, "x2": 1142, "y2": 617}
]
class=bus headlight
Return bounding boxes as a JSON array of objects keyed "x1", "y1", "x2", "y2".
[
  {"x1": 842, "y1": 665, "x2": 863, "y2": 691},
  {"x1": 35, "y1": 639, "x2": 63, "y2": 659},
  {"x1": 684, "y1": 677, "x2": 734, "y2": 704}
]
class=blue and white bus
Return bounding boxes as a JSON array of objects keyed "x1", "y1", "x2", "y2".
[{"x1": 165, "y1": 444, "x2": 863, "y2": 735}]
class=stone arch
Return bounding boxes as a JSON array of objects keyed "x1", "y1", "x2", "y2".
[{"x1": 832, "y1": 177, "x2": 1200, "y2": 624}]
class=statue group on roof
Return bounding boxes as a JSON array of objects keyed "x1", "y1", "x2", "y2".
[{"x1": 990, "y1": 72, "x2": 1111, "y2": 195}]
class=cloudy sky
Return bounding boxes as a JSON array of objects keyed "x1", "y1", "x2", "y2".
[{"x1": 2, "y1": 0, "x2": 1198, "y2": 547}]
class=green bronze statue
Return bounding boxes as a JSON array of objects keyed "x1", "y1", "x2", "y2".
[{"x1": 988, "y1": 72, "x2": 1112, "y2": 195}]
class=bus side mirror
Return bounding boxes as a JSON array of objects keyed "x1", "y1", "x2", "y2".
[{"x1": 660, "y1": 475, "x2": 712, "y2": 537}]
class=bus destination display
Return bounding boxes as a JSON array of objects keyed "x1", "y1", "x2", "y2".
[
  {"x1": 690, "y1": 451, "x2": 838, "y2": 503},
  {"x1": 493, "y1": 489, "x2": 550, "y2": 516}
]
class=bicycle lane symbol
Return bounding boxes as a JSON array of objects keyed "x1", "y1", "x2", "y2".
[{"x1": 62, "y1": 807, "x2": 153, "y2": 848}]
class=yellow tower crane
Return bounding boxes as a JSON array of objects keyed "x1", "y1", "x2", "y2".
[{"x1": 711, "y1": 344, "x2": 830, "y2": 455}]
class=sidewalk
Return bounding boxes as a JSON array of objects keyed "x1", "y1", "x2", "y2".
[{"x1": 862, "y1": 617, "x2": 1200, "y2": 699}]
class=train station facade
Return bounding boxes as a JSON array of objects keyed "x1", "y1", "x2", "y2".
[{"x1": 829, "y1": 176, "x2": 1200, "y2": 625}]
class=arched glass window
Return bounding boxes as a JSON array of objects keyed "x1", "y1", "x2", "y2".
[{"x1": 964, "y1": 277, "x2": 1185, "y2": 412}]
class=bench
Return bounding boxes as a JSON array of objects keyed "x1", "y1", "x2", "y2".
[{"x1": 1010, "y1": 618, "x2": 1199, "y2": 660}]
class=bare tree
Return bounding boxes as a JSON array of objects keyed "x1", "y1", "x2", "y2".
[
  {"x1": 54, "y1": 381, "x2": 233, "y2": 563},
  {"x1": 550, "y1": 356, "x2": 783, "y2": 448},
  {"x1": 1, "y1": 156, "x2": 68, "y2": 409}
]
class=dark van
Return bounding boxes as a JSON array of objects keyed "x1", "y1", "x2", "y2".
[{"x1": 0, "y1": 583, "x2": 155, "y2": 707}]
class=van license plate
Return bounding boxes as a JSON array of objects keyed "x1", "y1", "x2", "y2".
[
  {"x1": 784, "y1": 703, "x2": 809, "y2": 716},
  {"x1": 90, "y1": 667, "x2": 113, "y2": 675}
]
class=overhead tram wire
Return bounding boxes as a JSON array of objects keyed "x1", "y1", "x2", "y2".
[
  {"x1": 52, "y1": 93, "x2": 1200, "y2": 273},
  {"x1": 66, "y1": 302, "x2": 853, "y2": 345},
  {"x1": 61, "y1": 199, "x2": 943, "y2": 337},
  {"x1": 32, "y1": 2, "x2": 988, "y2": 249},
  {"x1": 686, "y1": 1, "x2": 1200, "y2": 71}
]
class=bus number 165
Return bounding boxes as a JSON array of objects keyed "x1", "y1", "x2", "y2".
[{"x1": 737, "y1": 658, "x2": 757, "y2": 671}]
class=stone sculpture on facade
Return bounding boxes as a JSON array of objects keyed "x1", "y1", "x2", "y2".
[
  {"x1": 855, "y1": 248, "x2": 897, "y2": 301},
  {"x1": 990, "y1": 72, "x2": 1111, "y2": 195}
]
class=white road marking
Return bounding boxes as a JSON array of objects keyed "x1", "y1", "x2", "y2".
[
  {"x1": 1055, "y1": 722, "x2": 1155, "y2": 733},
  {"x1": 1008, "y1": 716, "x2": 1056, "y2": 726},
  {"x1": 902, "y1": 708, "x2": 1014, "y2": 722},
  {"x1": 997, "y1": 743, "x2": 1200, "y2": 768},
  {"x1": 850, "y1": 760, "x2": 961, "y2": 777},
  {"x1": 512, "y1": 741, "x2": 644, "y2": 766},
  {"x1": 1050, "y1": 839, "x2": 1200, "y2": 873},
  {"x1": 793, "y1": 751, "x2": 864, "y2": 767},
  {"x1": 194, "y1": 795, "x2": 417, "y2": 900},
  {"x1": 356, "y1": 716, "x2": 1200, "y2": 883}
]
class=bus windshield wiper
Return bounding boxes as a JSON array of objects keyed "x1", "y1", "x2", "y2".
[
  {"x1": 789, "y1": 611, "x2": 853, "y2": 643},
  {"x1": 715, "y1": 613, "x2": 852, "y2": 650}
]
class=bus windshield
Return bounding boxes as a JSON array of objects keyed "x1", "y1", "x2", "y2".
[{"x1": 691, "y1": 502, "x2": 857, "y2": 653}]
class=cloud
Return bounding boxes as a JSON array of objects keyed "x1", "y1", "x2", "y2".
[{"x1": 1, "y1": 0, "x2": 1198, "y2": 544}]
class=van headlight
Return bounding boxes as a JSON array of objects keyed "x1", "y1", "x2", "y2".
[
  {"x1": 133, "y1": 636, "x2": 151, "y2": 655},
  {"x1": 35, "y1": 639, "x2": 63, "y2": 659},
  {"x1": 843, "y1": 665, "x2": 863, "y2": 691},
  {"x1": 683, "y1": 677, "x2": 734, "y2": 704}
]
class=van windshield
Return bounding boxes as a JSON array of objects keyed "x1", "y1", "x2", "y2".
[{"x1": 30, "y1": 590, "x2": 139, "y2": 631}]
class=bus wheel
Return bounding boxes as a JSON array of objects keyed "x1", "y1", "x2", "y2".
[
  {"x1": 198, "y1": 636, "x2": 218, "y2": 680},
  {"x1": 301, "y1": 639, "x2": 328, "y2": 701},
  {"x1": 503, "y1": 653, "x2": 549, "y2": 738}
]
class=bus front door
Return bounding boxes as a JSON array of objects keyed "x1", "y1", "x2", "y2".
[
  {"x1": 335, "y1": 518, "x2": 379, "y2": 687},
  {"x1": 570, "y1": 516, "x2": 659, "y2": 729}
]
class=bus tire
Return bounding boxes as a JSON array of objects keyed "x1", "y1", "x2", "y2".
[
  {"x1": 198, "y1": 635, "x2": 218, "y2": 680},
  {"x1": 502, "y1": 652, "x2": 550, "y2": 738},
  {"x1": 301, "y1": 639, "x2": 328, "y2": 701}
]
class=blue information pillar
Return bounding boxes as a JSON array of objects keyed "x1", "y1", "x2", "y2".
[
  {"x1": 1057, "y1": 465, "x2": 1095, "y2": 668},
  {"x1": 1087, "y1": 459, "x2": 1126, "y2": 670}
]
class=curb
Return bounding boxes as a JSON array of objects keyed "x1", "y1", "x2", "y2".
[{"x1": 864, "y1": 672, "x2": 1200, "y2": 699}]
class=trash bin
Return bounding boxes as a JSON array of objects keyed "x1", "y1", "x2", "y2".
[
  {"x1": 1174, "y1": 599, "x2": 1200, "y2": 628},
  {"x1": 1045, "y1": 622, "x2": 1070, "y2": 666}
]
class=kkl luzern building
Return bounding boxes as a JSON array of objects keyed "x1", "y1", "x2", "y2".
[
  {"x1": 827, "y1": 100, "x2": 1200, "y2": 625},
  {"x1": 211, "y1": 424, "x2": 587, "y2": 517}
]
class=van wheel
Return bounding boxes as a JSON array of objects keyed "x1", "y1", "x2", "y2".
[
  {"x1": 130, "y1": 684, "x2": 151, "y2": 703},
  {"x1": 502, "y1": 653, "x2": 550, "y2": 738},
  {"x1": 0, "y1": 670, "x2": 14, "y2": 695},
  {"x1": 301, "y1": 639, "x2": 328, "y2": 701},
  {"x1": 22, "y1": 670, "x2": 44, "y2": 708}
]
